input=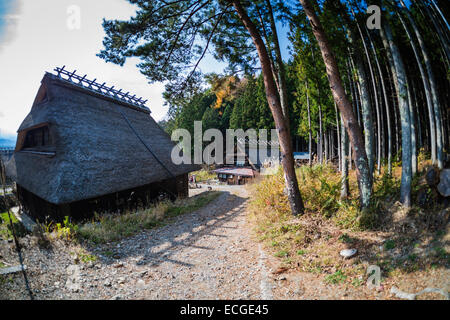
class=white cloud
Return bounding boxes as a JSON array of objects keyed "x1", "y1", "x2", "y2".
[
  {"x1": 0, "y1": 0, "x2": 226, "y2": 136},
  {"x1": 0, "y1": 0, "x2": 164, "y2": 135}
]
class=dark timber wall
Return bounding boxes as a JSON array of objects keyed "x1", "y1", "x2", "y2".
[{"x1": 17, "y1": 173, "x2": 189, "y2": 222}]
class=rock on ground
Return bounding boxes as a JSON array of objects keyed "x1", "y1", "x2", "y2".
[{"x1": 437, "y1": 169, "x2": 450, "y2": 197}]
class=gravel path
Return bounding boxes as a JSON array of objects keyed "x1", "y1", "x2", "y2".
[
  {"x1": 0, "y1": 185, "x2": 273, "y2": 300},
  {"x1": 3, "y1": 184, "x2": 446, "y2": 300}
]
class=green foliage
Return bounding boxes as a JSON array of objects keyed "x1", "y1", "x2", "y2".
[
  {"x1": 275, "y1": 250, "x2": 289, "y2": 258},
  {"x1": 37, "y1": 216, "x2": 79, "y2": 241},
  {"x1": 250, "y1": 163, "x2": 354, "y2": 222},
  {"x1": 324, "y1": 270, "x2": 347, "y2": 284},
  {"x1": 384, "y1": 239, "x2": 396, "y2": 250},
  {"x1": 77, "y1": 251, "x2": 98, "y2": 264},
  {"x1": 338, "y1": 233, "x2": 354, "y2": 244},
  {"x1": 164, "y1": 73, "x2": 274, "y2": 144},
  {"x1": 373, "y1": 171, "x2": 400, "y2": 200},
  {"x1": 0, "y1": 212, "x2": 28, "y2": 240},
  {"x1": 433, "y1": 247, "x2": 449, "y2": 261},
  {"x1": 297, "y1": 164, "x2": 343, "y2": 218},
  {"x1": 191, "y1": 169, "x2": 216, "y2": 182}
]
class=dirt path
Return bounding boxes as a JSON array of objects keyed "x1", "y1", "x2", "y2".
[
  {"x1": 0, "y1": 185, "x2": 276, "y2": 300},
  {"x1": 2, "y1": 184, "x2": 447, "y2": 300},
  {"x1": 125, "y1": 185, "x2": 263, "y2": 299}
]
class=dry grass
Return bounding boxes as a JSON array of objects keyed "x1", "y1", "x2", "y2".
[
  {"x1": 33, "y1": 191, "x2": 221, "y2": 245},
  {"x1": 247, "y1": 159, "x2": 449, "y2": 289},
  {"x1": 76, "y1": 191, "x2": 220, "y2": 244}
]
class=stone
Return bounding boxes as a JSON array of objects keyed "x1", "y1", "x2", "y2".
[
  {"x1": 391, "y1": 286, "x2": 449, "y2": 300},
  {"x1": 139, "y1": 270, "x2": 148, "y2": 277},
  {"x1": 340, "y1": 249, "x2": 357, "y2": 259},
  {"x1": 0, "y1": 265, "x2": 27, "y2": 275},
  {"x1": 416, "y1": 188, "x2": 432, "y2": 207},
  {"x1": 137, "y1": 279, "x2": 146, "y2": 289},
  {"x1": 425, "y1": 167, "x2": 440, "y2": 187},
  {"x1": 65, "y1": 265, "x2": 81, "y2": 292},
  {"x1": 437, "y1": 169, "x2": 450, "y2": 197}
]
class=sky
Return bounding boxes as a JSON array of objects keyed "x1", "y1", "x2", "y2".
[{"x1": 0, "y1": 0, "x2": 292, "y2": 138}]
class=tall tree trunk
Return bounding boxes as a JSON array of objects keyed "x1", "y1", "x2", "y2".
[
  {"x1": 255, "y1": 6, "x2": 280, "y2": 92},
  {"x1": 365, "y1": 26, "x2": 393, "y2": 175},
  {"x1": 330, "y1": 130, "x2": 333, "y2": 163},
  {"x1": 381, "y1": 20, "x2": 412, "y2": 207},
  {"x1": 385, "y1": 66, "x2": 400, "y2": 159},
  {"x1": 388, "y1": 7, "x2": 436, "y2": 165},
  {"x1": 299, "y1": 0, "x2": 372, "y2": 208},
  {"x1": 340, "y1": 113, "x2": 349, "y2": 199},
  {"x1": 311, "y1": 47, "x2": 324, "y2": 164},
  {"x1": 380, "y1": 26, "x2": 401, "y2": 159},
  {"x1": 317, "y1": 132, "x2": 320, "y2": 163},
  {"x1": 346, "y1": 59, "x2": 357, "y2": 172},
  {"x1": 306, "y1": 81, "x2": 312, "y2": 167},
  {"x1": 412, "y1": 79, "x2": 423, "y2": 150},
  {"x1": 335, "y1": 102, "x2": 341, "y2": 172},
  {"x1": 406, "y1": 75, "x2": 417, "y2": 175},
  {"x1": 418, "y1": 2, "x2": 450, "y2": 65},
  {"x1": 399, "y1": 0, "x2": 444, "y2": 169},
  {"x1": 231, "y1": 0, "x2": 305, "y2": 215},
  {"x1": 265, "y1": 0, "x2": 289, "y2": 122},
  {"x1": 348, "y1": 57, "x2": 362, "y2": 126},
  {"x1": 430, "y1": 0, "x2": 450, "y2": 31},
  {"x1": 352, "y1": 13, "x2": 381, "y2": 176},
  {"x1": 318, "y1": 104, "x2": 323, "y2": 164},
  {"x1": 347, "y1": 29, "x2": 375, "y2": 177}
]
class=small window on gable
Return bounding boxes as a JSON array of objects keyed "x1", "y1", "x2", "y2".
[{"x1": 23, "y1": 126, "x2": 51, "y2": 149}]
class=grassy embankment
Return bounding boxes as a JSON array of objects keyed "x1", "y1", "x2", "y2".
[
  {"x1": 31, "y1": 191, "x2": 221, "y2": 245},
  {"x1": 247, "y1": 152, "x2": 449, "y2": 287}
]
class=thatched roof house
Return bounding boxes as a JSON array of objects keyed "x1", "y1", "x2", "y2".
[
  {"x1": 213, "y1": 167, "x2": 257, "y2": 185},
  {"x1": 9, "y1": 67, "x2": 197, "y2": 220}
]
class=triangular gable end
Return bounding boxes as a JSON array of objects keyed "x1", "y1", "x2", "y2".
[{"x1": 32, "y1": 83, "x2": 48, "y2": 106}]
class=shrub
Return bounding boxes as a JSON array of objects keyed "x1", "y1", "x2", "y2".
[
  {"x1": 249, "y1": 163, "x2": 354, "y2": 222},
  {"x1": 0, "y1": 212, "x2": 28, "y2": 240},
  {"x1": 191, "y1": 169, "x2": 216, "y2": 182},
  {"x1": 324, "y1": 270, "x2": 347, "y2": 284}
]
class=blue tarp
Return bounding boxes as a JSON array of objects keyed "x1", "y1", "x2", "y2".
[{"x1": 293, "y1": 152, "x2": 309, "y2": 160}]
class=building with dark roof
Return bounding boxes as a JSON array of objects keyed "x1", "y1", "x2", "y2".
[{"x1": 7, "y1": 67, "x2": 198, "y2": 221}]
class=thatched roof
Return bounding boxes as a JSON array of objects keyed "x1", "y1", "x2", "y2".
[{"x1": 8, "y1": 71, "x2": 198, "y2": 204}]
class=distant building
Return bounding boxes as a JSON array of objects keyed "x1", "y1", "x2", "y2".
[
  {"x1": 7, "y1": 67, "x2": 198, "y2": 221},
  {"x1": 213, "y1": 167, "x2": 257, "y2": 185}
]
